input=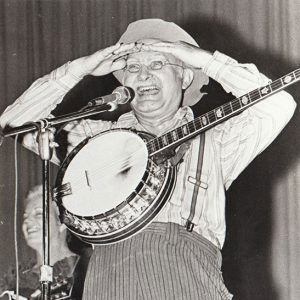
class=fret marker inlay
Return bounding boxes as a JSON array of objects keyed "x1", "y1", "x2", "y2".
[
  {"x1": 216, "y1": 108, "x2": 223, "y2": 118},
  {"x1": 241, "y1": 96, "x2": 249, "y2": 105},
  {"x1": 284, "y1": 75, "x2": 292, "y2": 83},
  {"x1": 183, "y1": 125, "x2": 188, "y2": 135},
  {"x1": 171, "y1": 131, "x2": 177, "y2": 140},
  {"x1": 162, "y1": 136, "x2": 168, "y2": 146},
  {"x1": 260, "y1": 87, "x2": 270, "y2": 95}
]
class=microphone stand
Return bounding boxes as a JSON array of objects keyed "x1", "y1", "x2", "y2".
[
  {"x1": 2, "y1": 103, "x2": 115, "y2": 300},
  {"x1": 36, "y1": 120, "x2": 53, "y2": 300}
]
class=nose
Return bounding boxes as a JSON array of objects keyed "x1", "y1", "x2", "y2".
[
  {"x1": 23, "y1": 214, "x2": 36, "y2": 226},
  {"x1": 23, "y1": 218, "x2": 33, "y2": 227},
  {"x1": 137, "y1": 65, "x2": 152, "y2": 81}
]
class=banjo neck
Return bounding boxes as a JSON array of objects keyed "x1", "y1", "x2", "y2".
[{"x1": 146, "y1": 68, "x2": 300, "y2": 156}]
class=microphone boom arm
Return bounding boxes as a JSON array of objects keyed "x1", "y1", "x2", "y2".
[{"x1": 2, "y1": 103, "x2": 114, "y2": 138}]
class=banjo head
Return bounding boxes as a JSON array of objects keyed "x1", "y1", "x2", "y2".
[
  {"x1": 54, "y1": 129, "x2": 176, "y2": 244},
  {"x1": 61, "y1": 130, "x2": 148, "y2": 216}
]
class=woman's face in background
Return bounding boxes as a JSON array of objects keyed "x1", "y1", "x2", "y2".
[{"x1": 22, "y1": 194, "x2": 61, "y2": 251}]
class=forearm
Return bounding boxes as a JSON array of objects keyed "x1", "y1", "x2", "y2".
[
  {"x1": 0, "y1": 41, "x2": 134, "y2": 130},
  {"x1": 0, "y1": 61, "x2": 84, "y2": 129},
  {"x1": 219, "y1": 94, "x2": 295, "y2": 189},
  {"x1": 202, "y1": 51, "x2": 296, "y2": 125},
  {"x1": 205, "y1": 52, "x2": 297, "y2": 187}
]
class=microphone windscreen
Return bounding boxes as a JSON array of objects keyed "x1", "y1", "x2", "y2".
[{"x1": 113, "y1": 86, "x2": 135, "y2": 104}]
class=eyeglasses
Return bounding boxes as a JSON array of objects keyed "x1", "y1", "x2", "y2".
[{"x1": 124, "y1": 60, "x2": 183, "y2": 73}]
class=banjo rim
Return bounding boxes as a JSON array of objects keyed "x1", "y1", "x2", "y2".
[{"x1": 53, "y1": 128, "x2": 176, "y2": 244}]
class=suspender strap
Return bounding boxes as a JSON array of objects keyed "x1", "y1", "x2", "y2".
[{"x1": 185, "y1": 133, "x2": 205, "y2": 232}]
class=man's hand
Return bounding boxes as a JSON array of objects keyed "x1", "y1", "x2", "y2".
[
  {"x1": 140, "y1": 40, "x2": 213, "y2": 70},
  {"x1": 69, "y1": 42, "x2": 139, "y2": 77}
]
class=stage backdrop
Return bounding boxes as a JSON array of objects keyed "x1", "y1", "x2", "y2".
[{"x1": 0, "y1": 1, "x2": 300, "y2": 299}]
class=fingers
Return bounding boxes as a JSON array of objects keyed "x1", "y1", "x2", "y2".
[
  {"x1": 84, "y1": 40, "x2": 186, "y2": 76},
  {"x1": 90, "y1": 43, "x2": 122, "y2": 61},
  {"x1": 97, "y1": 42, "x2": 139, "y2": 65},
  {"x1": 112, "y1": 42, "x2": 136, "y2": 55},
  {"x1": 110, "y1": 58, "x2": 127, "y2": 72},
  {"x1": 101, "y1": 43, "x2": 122, "y2": 56},
  {"x1": 139, "y1": 40, "x2": 198, "y2": 52},
  {"x1": 139, "y1": 41, "x2": 176, "y2": 55},
  {"x1": 90, "y1": 43, "x2": 132, "y2": 62},
  {"x1": 99, "y1": 41, "x2": 177, "y2": 63},
  {"x1": 111, "y1": 42, "x2": 143, "y2": 61},
  {"x1": 102, "y1": 42, "x2": 137, "y2": 58}
]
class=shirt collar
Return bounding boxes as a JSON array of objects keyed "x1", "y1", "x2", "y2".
[{"x1": 117, "y1": 106, "x2": 195, "y2": 131}]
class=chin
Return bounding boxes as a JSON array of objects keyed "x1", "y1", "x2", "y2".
[
  {"x1": 26, "y1": 234, "x2": 41, "y2": 245},
  {"x1": 136, "y1": 103, "x2": 165, "y2": 114},
  {"x1": 27, "y1": 241, "x2": 41, "y2": 251},
  {"x1": 137, "y1": 103, "x2": 160, "y2": 111}
]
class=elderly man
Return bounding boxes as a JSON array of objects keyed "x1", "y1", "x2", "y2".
[{"x1": 0, "y1": 19, "x2": 296, "y2": 300}]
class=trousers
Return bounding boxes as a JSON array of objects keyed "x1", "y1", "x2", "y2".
[{"x1": 82, "y1": 222, "x2": 233, "y2": 300}]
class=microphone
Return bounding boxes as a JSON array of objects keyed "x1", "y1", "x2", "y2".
[{"x1": 87, "y1": 86, "x2": 135, "y2": 108}]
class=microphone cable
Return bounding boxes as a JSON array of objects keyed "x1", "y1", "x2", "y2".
[{"x1": 13, "y1": 135, "x2": 20, "y2": 300}]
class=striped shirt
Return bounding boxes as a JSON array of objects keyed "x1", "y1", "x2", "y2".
[{"x1": 0, "y1": 51, "x2": 296, "y2": 248}]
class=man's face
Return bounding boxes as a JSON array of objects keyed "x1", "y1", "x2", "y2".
[
  {"x1": 122, "y1": 50, "x2": 185, "y2": 121},
  {"x1": 22, "y1": 195, "x2": 61, "y2": 251}
]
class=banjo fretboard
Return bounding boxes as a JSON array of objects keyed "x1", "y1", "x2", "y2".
[{"x1": 147, "y1": 68, "x2": 300, "y2": 155}]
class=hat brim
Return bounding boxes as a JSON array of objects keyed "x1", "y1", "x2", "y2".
[{"x1": 113, "y1": 19, "x2": 208, "y2": 106}]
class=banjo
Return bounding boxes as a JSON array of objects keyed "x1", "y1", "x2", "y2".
[{"x1": 53, "y1": 68, "x2": 300, "y2": 244}]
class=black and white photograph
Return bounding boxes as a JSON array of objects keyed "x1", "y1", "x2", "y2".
[{"x1": 0, "y1": 1, "x2": 300, "y2": 299}]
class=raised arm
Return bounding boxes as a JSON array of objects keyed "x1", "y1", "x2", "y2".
[
  {"x1": 0, "y1": 43, "x2": 136, "y2": 164},
  {"x1": 0, "y1": 43, "x2": 134, "y2": 128},
  {"x1": 141, "y1": 41, "x2": 296, "y2": 188}
]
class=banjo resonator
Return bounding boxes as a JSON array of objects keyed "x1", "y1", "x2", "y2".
[{"x1": 53, "y1": 129, "x2": 176, "y2": 244}]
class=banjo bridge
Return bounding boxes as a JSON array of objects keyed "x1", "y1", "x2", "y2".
[{"x1": 85, "y1": 170, "x2": 92, "y2": 189}]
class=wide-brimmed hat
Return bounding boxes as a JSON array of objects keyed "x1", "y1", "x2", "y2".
[{"x1": 113, "y1": 18, "x2": 209, "y2": 106}]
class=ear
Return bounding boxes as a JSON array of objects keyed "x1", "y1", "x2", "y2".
[{"x1": 181, "y1": 68, "x2": 194, "y2": 90}]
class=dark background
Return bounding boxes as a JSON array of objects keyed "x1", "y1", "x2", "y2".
[{"x1": 1, "y1": 1, "x2": 300, "y2": 299}]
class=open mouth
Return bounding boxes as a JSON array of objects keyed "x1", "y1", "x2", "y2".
[
  {"x1": 27, "y1": 227, "x2": 39, "y2": 234},
  {"x1": 137, "y1": 85, "x2": 160, "y2": 96}
]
